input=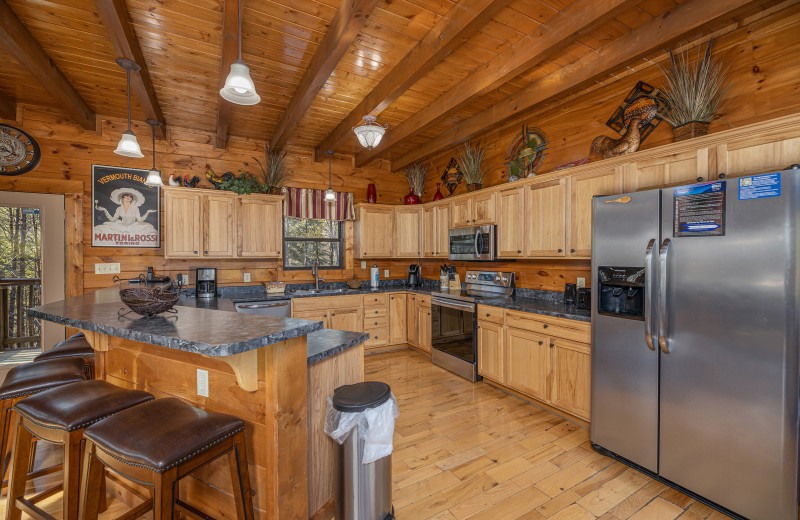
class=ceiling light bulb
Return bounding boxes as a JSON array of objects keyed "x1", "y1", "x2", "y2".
[
  {"x1": 353, "y1": 115, "x2": 387, "y2": 149},
  {"x1": 145, "y1": 168, "x2": 163, "y2": 187},
  {"x1": 114, "y1": 130, "x2": 144, "y2": 158},
  {"x1": 324, "y1": 188, "x2": 336, "y2": 202},
  {"x1": 220, "y1": 60, "x2": 260, "y2": 105}
]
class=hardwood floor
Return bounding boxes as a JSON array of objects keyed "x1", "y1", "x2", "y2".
[{"x1": 367, "y1": 349, "x2": 732, "y2": 520}]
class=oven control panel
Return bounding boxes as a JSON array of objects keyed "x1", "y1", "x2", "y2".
[{"x1": 465, "y1": 270, "x2": 515, "y2": 288}]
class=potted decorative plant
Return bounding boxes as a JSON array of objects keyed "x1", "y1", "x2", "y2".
[
  {"x1": 660, "y1": 40, "x2": 729, "y2": 141},
  {"x1": 402, "y1": 163, "x2": 428, "y2": 204},
  {"x1": 254, "y1": 147, "x2": 288, "y2": 194},
  {"x1": 457, "y1": 141, "x2": 486, "y2": 191}
]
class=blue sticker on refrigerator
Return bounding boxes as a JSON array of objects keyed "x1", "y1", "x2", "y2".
[
  {"x1": 673, "y1": 181, "x2": 726, "y2": 237},
  {"x1": 738, "y1": 172, "x2": 781, "y2": 200}
]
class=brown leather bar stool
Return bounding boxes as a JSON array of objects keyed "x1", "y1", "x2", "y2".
[
  {"x1": 5, "y1": 380, "x2": 153, "y2": 520},
  {"x1": 35, "y1": 332, "x2": 96, "y2": 379},
  {"x1": 0, "y1": 357, "x2": 87, "y2": 487},
  {"x1": 80, "y1": 397, "x2": 254, "y2": 520}
]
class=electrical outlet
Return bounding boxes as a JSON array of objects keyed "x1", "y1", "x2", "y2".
[
  {"x1": 181, "y1": 274, "x2": 189, "y2": 285},
  {"x1": 384, "y1": 269, "x2": 390, "y2": 278},
  {"x1": 361, "y1": 261, "x2": 367, "y2": 269},
  {"x1": 243, "y1": 273, "x2": 251, "y2": 283},
  {"x1": 577, "y1": 277, "x2": 586, "y2": 288},
  {"x1": 197, "y1": 369, "x2": 209, "y2": 397},
  {"x1": 95, "y1": 263, "x2": 120, "y2": 274}
]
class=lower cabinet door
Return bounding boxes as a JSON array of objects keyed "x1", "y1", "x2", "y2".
[
  {"x1": 363, "y1": 327, "x2": 389, "y2": 349},
  {"x1": 504, "y1": 327, "x2": 550, "y2": 402},
  {"x1": 329, "y1": 307, "x2": 361, "y2": 332},
  {"x1": 407, "y1": 295, "x2": 418, "y2": 347},
  {"x1": 417, "y1": 306, "x2": 431, "y2": 353},
  {"x1": 550, "y1": 338, "x2": 591, "y2": 420},
  {"x1": 389, "y1": 294, "x2": 407, "y2": 344},
  {"x1": 292, "y1": 310, "x2": 330, "y2": 329},
  {"x1": 477, "y1": 321, "x2": 504, "y2": 383}
]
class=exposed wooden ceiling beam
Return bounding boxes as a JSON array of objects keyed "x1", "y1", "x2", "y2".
[
  {"x1": 313, "y1": 0, "x2": 513, "y2": 162},
  {"x1": 0, "y1": 0, "x2": 95, "y2": 130},
  {"x1": 0, "y1": 91, "x2": 16, "y2": 120},
  {"x1": 354, "y1": 0, "x2": 640, "y2": 168},
  {"x1": 270, "y1": 0, "x2": 381, "y2": 151},
  {"x1": 214, "y1": 0, "x2": 238, "y2": 149},
  {"x1": 95, "y1": 0, "x2": 165, "y2": 139},
  {"x1": 390, "y1": 0, "x2": 767, "y2": 171}
]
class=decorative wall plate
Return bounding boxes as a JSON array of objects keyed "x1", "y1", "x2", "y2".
[
  {"x1": 505, "y1": 125, "x2": 548, "y2": 182},
  {"x1": 604, "y1": 81, "x2": 668, "y2": 142},
  {"x1": 0, "y1": 125, "x2": 40, "y2": 176},
  {"x1": 440, "y1": 158, "x2": 463, "y2": 194}
]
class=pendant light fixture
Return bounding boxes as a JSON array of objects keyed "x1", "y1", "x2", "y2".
[
  {"x1": 219, "y1": 0, "x2": 260, "y2": 105},
  {"x1": 144, "y1": 120, "x2": 163, "y2": 187},
  {"x1": 324, "y1": 150, "x2": 336, "y2": 202},
  {"x1": 114, "y1": 58, "x2": 144, "y2": 158},
  {"x1": 353, "y1": 115, "x2": 388, "y2": 149}
]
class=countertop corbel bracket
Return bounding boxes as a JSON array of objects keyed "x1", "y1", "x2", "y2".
[{"x1": 214, "y1": 349, "x2": 259, "y2": 392}]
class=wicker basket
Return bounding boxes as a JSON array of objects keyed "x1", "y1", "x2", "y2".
[
  {"x1": 119, "y1": 287, "x2": 180, "y2": 318},
  {"x1": 673, "y1": 121, "x2": 710, "y2": 142},
  {"x1": 347, "y1": 277, "x2": 361, "y2": 290}
]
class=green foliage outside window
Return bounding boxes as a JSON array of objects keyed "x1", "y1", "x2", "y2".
[{"x1": 283, "y1": 217, "x2": 343, "y2": 270}]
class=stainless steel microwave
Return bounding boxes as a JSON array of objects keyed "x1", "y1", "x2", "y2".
[{"x1": 448, "y1": 225, "x2": 497, "y2": 261}]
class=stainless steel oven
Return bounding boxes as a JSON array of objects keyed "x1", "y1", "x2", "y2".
[
  {"x1": 431, "y1": 296, "x2": 477, "y2": 381},
  {"x1": 448, "y1": 225, "x2": 496, "y2": 261}
]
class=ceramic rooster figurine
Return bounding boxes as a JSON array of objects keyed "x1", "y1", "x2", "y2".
[
  {"x1": 168, "y1": 173, "x2": 182, "y2": 186},
  {"x1": 205, "y1": 165, "x2": 235, "y2": 189},
  {"x1": 590, "y1": 118, "x2": 644, "y2": 159},
  {"x1": 183, "y1": 175, "x2": 201, "y2": 188}
]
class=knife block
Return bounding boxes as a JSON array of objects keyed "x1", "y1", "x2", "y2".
[{"x1": 448, "y1": 274, "x2": 462, "y2": 292}]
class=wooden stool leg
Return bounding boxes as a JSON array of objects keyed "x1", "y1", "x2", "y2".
[
  {"x1": 229, "y1": 433, "x2": 254, "y2": 520},
  {"x1": 153, "y1": 467, "x2": 177, "y2": 520},
  {"x1": 5, "y1": 414, "x2": 33, "y2": 520},
  {"x1": 78, "y1": 439, "x2": 104, "y2": 520},
  {"x1": 0, "y1": 398, "x2": 13, "y2": 486},
  {"x1": 63, "y1": 429, "x2": 83, "y2": 520}
]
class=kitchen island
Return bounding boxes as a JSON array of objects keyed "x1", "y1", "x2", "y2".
[{"x1": 28, "y1": 287, "x2": 368, "y2": 520}]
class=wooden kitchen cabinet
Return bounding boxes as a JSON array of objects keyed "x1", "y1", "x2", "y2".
[
  {"x1": 550, "y1": 338, "x2": 591, "y2": 421},
  {"x1": 237, "y1": 195, "x2": 282, "y2": 257},
  {"x1": 292, "y1": 295, "x2": 362, "y2": 332},
  {"x1": 477, "y1": 321, "x2": 504, "y2": 383},
  {"x1": 202, "y1": 192, "x2": 236, "y2": 257},
  {"x1": 497, "y1": 187, "x2": 525, "y2": 258},
  {"x1": 164, "y1": 189, "x2": 201, "y2": 258},
  {"x1": 471, "y1": 192, "x2": 496, "y2": 225},
  {"x1": 526, "y1": 179, "x2": 566, "y2": 257},
  {"x1": 417, "y1": 305, "x2": 432, "y2": 353},
  {"x1": 355, "y1": 205, "x2": 394, "y2": 258},
  {"x1": 623, "y1": 147, "x2": 712, "y2": 192},
  {"x1": 394, "y1": 207, "x2": 422, "y2": 258},
  {"x1": 504, "y1": 327, "x2": 550, "y2": 402},
  {"x1": 423, "y1": 203, "x2": 450, "y2": 257},
  {"x1": 407, "y1": 294, "x2": 418, "y2": 347},
  {"x1": 450, "y1": 197, "x2": 472, "y2": 228},
  {"x1": 567, "y1": 165, "x2": 624, "y2": 258},
  {"x1": 389, "y1": 293, "x2": 408, "y2": 345},
  {"x1": 329, "y1": 307, "x2": 362, "y2": 332},
  {"x1": 293, "y1": 310, "x2": 329, "y2": 329}
]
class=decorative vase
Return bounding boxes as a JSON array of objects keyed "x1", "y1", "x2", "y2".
[
  {"x1": 268, "y1": 186, "x2": 281, "y2": 195},
  {"x1": 367, "y1": 183, "x2": 377, "y2": 203},
  {"x1": 404, "y1": 188, "x2": 421, "y2": 205},
  {"x1": 433, "y1": 182, "x2": 444, "y2": 201},
  {"x1": 672, "y1": 121, "x2": 710, "y2": 142},
  {"x1": 466, "y1": 183, "x2": 483, "y2": 192}
]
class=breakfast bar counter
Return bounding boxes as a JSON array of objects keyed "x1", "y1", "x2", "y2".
[{"x1": 28, "y1": 287, "x2": 367, "y2": 520}]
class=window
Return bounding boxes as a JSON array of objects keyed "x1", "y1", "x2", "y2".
[{"x1": 283, "y1": 217, "x2": 344, "y2": 270}]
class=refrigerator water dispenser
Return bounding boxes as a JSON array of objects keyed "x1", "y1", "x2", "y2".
[{"x1": 597, "y1": 266, "x2": 645, "y2": 319}]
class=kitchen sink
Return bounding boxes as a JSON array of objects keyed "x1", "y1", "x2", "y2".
[{"x1": 290, "y1": 288, "x2": 359, "y2": 296}]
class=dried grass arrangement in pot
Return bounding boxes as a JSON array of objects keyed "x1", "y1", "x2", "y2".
[
  {"x1": 403, "y1": 162, "x2": 428, "y2": 204},
  {"x1": 457, "y1": 141, "x2": 487, "y2": 191},
  {"x1": 660, "y1": 39, "x2": 730, "y2": 142},
  {"x1": 254, "y1": 147, "x2": 288, "y2": 195}
]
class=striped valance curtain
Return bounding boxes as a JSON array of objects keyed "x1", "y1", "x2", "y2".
[{"x1": 281, "y1": 187, "x2": 356, "y2": 221}]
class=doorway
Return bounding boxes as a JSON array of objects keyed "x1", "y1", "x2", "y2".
[{"x1": 0, "y1": 192, "x2": 65, "y2": 359}]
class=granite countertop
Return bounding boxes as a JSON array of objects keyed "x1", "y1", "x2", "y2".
[
  {"x1": 27, "y1": 287, "x2": 323, "y2": 357},
  {"x1": 306, "y1": 329, "x2": 369, "y2": 364}
]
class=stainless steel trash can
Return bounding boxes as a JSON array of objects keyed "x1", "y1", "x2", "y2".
[{"x1": 333, "y1": 381, "x2": 395, "y2": 520}]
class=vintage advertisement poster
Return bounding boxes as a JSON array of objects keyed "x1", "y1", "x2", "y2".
[{"x1": 92, "y1": 165, "x2": 160, "y2": 247}]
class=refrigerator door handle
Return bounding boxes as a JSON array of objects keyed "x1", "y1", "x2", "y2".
[
  {"x1": 644, "y1": 238, "x2": 657, "y2": 351},
  {"x1": 658, "y1": 238, "x2": 672, "y2": 354}
]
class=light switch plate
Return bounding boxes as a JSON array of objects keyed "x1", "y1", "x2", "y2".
[
  {"x1": 384, "y1": 269, "x2": 390, "y2": 278},
  {"x1": 361, "y1": 261, "x2": 367, "y2": 269},
  {"x1": 577, "y1": 277, "x2": 586, "y2": 288},
  {"x1": 197, "y1": 369, "x2": 209, "y2": 397},
  {"x1": 243, "y1": 273, "x2": 251, "y2": 282},
  {"x1": 94, "y1": 263, "x2": 120, "y2": 274}
]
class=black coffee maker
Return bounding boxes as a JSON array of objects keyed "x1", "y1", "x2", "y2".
[{"x1": 407, "y1": 264, "x2": 421, "y2": 286}]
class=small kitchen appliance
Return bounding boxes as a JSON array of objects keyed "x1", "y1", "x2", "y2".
[
  {"x1": 407, "y1": 264, "x2": 422, "y2": 286},
  {"x1": 448, "y1": 225, "x2": 497, "y2": 261},
  {"x1": 195, "y1": 267, "x2": 217, "y2": 299}
]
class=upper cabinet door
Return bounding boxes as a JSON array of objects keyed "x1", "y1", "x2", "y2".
[
  {"x1": 203, "y1": 193, "x2": 236, "y2": 257},
  {"x1": 422, "y1": 206, "x2": 438, "y2": 257},
  {"x1": 496, "y1": 187, "x2": 525, "y2": 258},
  {"x1": 715, "y1": 137, "x2": 800, "y2": 179},
  {"x1": 567, "y1": 165, "x2": 624, "y2": 258},
  {"x1": 238, "y1": 196, "x2": 282, "y2": 258},
  {"x1": 624, "y1": 147, "x2": 711, "y2": 192},
  {"x1": 471, "y1": 192, "x2": 496, "y2": 225},
  {"x1": 394, "y1": 207, "x2": 422, "y2": 258},
  {"x1": 450, "y1": 198, "x2": 472, "y2": 228},
  {"x1": 526, "y1": 179, "x2": 566, "y2": 257},
  {"x1": 434, "y1": 204, "x2": 450, "y2": 258},
  {"x1": 355, "y1": 206, "x2": 394, "y2": 258},
  {"x1": 164, "y1": 190, "x2": 201, "y2": 258}
]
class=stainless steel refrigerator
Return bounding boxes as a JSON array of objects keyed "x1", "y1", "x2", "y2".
[{"x1": 591, "y1": 169, "x2": 799, "y2": 520}]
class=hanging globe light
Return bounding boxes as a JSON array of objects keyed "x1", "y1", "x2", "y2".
[{"x1": 353, "y1": 115, "x2": 388, "y2": 149}]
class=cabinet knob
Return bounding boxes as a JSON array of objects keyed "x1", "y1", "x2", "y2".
[
  {"x1": 558, "y1": 248, "x2": 563, "y2": 253},
  {"x1": 719, "y1": 173, "x2": 727, "y2": 178},
  {"x1": 427, "y1": 312, "x2": 431, "y2": 316},
  {"x1": 550, "y1": 343, "x2": 555, "y2": 348},
  {"x1": 323, "y1": 314, "x2": 327, "y2": 317},
  {"x1": 391, "y1": 296, "x2": 394, "y2": 300},
  {"x1": 486, "y1": 313, "x2": 490, "y2": 317},
  {"x1": 538, "y1": 340, "x2": 543, "y2": 345},
  {"x1": 696, "y1": 176, "x2": 704, "y2": 182},
  {"x1": 204, "y1": 250, "x2": 208, "y2": 254},
  {"x1": 277, "y1": 251, "x2": 280, "y2": 255},
  {"x1": 543, "y1": 324, "x2": 548, "y2": 328},
  {"x1": 517, "y1": 250, "x2": 521, "y2": 254},
  {"x1": 374, "y1": 321, "x2": 378, "y2": 325},
  {"x1": 332, "y1": 313, "x2": 335, "y2": 316},
  {"x1": 194, "y1": 250, "x2": 198, "y2": 254},
  {"x1": 570, "y1": 249, "x2": 575, "y2": 253}
]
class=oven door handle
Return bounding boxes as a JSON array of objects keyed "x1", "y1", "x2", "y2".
[{"x1": 431, "y1": 297, "x2": 476, "y2": 312}]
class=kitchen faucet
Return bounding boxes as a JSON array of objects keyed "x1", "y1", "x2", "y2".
[{"x1": 312, "y1": 261, "x2": 324, "y2": 290}]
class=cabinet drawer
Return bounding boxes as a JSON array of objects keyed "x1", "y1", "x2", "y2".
[
  {"x1": 551, "y1": 337, "x2": 591, "y2": 355},
  {"x1": 363, "y1": 317, "x2": 388, "y2": 329},
  {"x1": 477, "y1": 305, "x2": 504, "y2": 324},
  {"x1": 363, "y1": 306, "x2": 388, "y2": 318},
  {"x1": 364, "y1": 326, "x2": 389, "y2": 347},
  {"x1": 505, "y1": 310, "x2": 590, "y2": 343},
  {"x1": 362, "y1": 294, "x2": 388, "y2": 306},
  {"x1": 416, "y1": 295, "x2": 431, "y2": 307}
]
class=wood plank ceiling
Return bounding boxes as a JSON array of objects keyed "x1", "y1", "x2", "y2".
[{"x1": 0, "y1": 0, "x2": 783, "y2": 170}]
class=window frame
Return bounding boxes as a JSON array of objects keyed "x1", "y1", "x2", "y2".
[{"x1": 282, "y1": 217, "x2": 345, "y2": 271}]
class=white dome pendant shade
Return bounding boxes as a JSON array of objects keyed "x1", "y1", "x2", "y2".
[
  {"x1": 324, "y1": 150, "x2": 336, "y2": 201},
  {"x1": 144, "y1": 120, "x2": 164, "y2": 187},
  {"x1": 114, "y1": 58, "x2": 144, "y2": 158},
  {"x1": 219, "y1": 0, "x2": 260, "y2": 106},
  {"x1": 353, "y1": 115, "x2": 388, "y2": 149}
]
